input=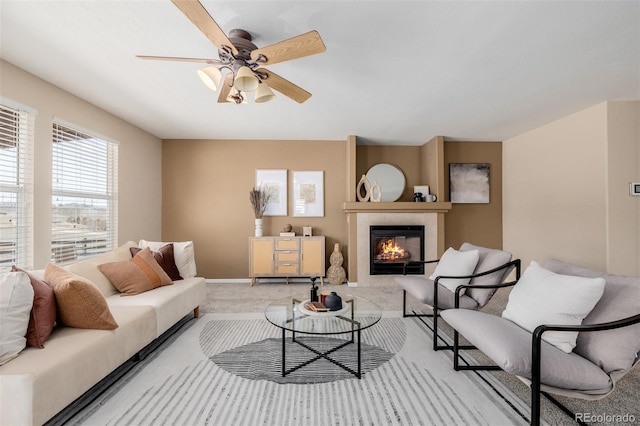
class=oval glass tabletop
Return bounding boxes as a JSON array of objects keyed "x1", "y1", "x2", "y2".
[{"x1": 264, "y1": 294, "x2": 382, "y2": 335}]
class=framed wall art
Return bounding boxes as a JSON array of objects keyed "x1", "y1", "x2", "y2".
[
  {"x1": 256, "y1": 169, "x2": 287, "y2": 216},
  {"x1": 293, "y1": 171, "x2": 324, "y2": 217},
  {"x1": 449, "y1": 163, "x2": 490, "y2": 204}
]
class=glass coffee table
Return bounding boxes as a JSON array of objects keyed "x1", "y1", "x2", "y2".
[{"x1": 264, "y1": 294, "x2": 382, "y2": 379}]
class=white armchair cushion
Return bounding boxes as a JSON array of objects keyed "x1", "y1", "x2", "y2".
[
  {"x1": 139, "y1": 240, "x2": 197, "y2": 278},
  {"x1": 429, "y1": 247, "x2": 479, "y2": 295},
  {"x1": 502, "y1": 261, "x2": 606, "y2": 353}
]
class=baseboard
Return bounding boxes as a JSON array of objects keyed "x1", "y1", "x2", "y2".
[
  {"x1": 206, "y1": 278, "x2": 252, "y2": 284},
  {"x1": 206, "y1": 277, "x2": 320, "y2": 284}
]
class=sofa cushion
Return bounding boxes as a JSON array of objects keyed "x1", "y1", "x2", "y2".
[
  {"x1": 441, "y1": 309, "x2": 613, "y2": 394},
  {"x1": 65, "y1": 241, "x2": 138, "y2": 297},
  {"x1": 139, "y1": 240, "x2": 197, "y2": 278},
  {"x1": 460, "y1": 243, "x2": 513, "y2": 307},
  {"x1": 12, "y1": 267, "x2": 57, "y2": 348},
  {"x1": 107, "y1": 277, "x2": 206, "y2": 337},
  {"x1": 130, "y1": 243, "x2": 183, "y2": 281},
  {"x1": 45, "y1": 264, "x2": 118, "y2": 330},
  {"x1": 544, "y1": 258, "x2": 640, "y2": 375},
  {"x1": 502, "y1": 261, "x2": 605, "y2": 353},
  {"x1": 0, "y1": 304, "x2": 156, "y2": 425},
  {"x1": 395, "y1": 276, "x2": 479, "y2": 310},
  {"x1": 99, "y1": 247, "x2": 173, "y2": 296},
  {"x1": 429, "y1": 247, "x2": 479, "y2": 294},
  {"x1": 0, "y1": 272, "x2": 34, "y2": 364}
]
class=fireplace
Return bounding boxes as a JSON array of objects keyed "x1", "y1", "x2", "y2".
[{"x1": 369, "y1": 225, "x2": 424, "y2": 275}]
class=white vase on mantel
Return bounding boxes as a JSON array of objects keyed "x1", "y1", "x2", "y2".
[{"x1": 255, "y1": 218, "x2": 263, "y2": 237}]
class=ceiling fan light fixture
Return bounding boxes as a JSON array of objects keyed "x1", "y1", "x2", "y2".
[
  {"x1": 197, "y1": 66, "x2": 222, "y2": 91},
  {"x1": 234, "y1": 65, "x2": 259, "y2": 92},
  {"x1": 227, "y1": 87, "x2": 248, "y2": 104},
  {"x1": 255, "y1": 83, "x2": 276, "y2": 103}
]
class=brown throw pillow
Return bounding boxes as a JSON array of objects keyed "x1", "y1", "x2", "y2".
[
  {"x1": 44, "y1": 263, "x2": 118, "y2": 330},
  {"x1": 12, "y1": 266, "x2": 57, "y2": 348},
  {"x1": 99, "y1": 247, "x2": 173, "y2": 296},
  {"x1": 130, "y1": 244, "x2": 183, "y2": 281}
]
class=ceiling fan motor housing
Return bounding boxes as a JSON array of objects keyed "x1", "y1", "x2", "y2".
[{"x1": 227, "y1": 29, "x2": 257, "y2": 60}]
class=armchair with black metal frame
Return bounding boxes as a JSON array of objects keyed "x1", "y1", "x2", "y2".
[
  {"x1": 396, "y1": 242, "x2": 521, "y2": 351},
  {"x1": 442, "y1": 258, "x2": 640, "y2": 426}
]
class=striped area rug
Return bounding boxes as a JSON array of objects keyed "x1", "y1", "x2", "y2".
[{"x1": 72, "y1": 313, "x2": 528, "y2": 426}]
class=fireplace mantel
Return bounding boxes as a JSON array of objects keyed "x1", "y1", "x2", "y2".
[{"x1": 342, "y1": 201, "x2": 452, "y2": 213}]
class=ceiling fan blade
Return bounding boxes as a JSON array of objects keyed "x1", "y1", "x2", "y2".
[
  {"x1": 136, "y1": 55, "x2": 216, "y2": 64},
  {"x1": 257, "y1": 69, "x2": 312, "y2": 103},
  {"x1": 251, "y1": 31, "x2": 326, "y2": 66},
  {"x1": 217, "y1": 73, "x2": 233, "y2": 103},
  {"x1": 171, "y1": 0, "x2": 238, "y2": 56}
]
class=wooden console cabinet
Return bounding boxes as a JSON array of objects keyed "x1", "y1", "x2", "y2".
[{"x1": 249, "y1": 236, "x2": 325, "y2": 286}]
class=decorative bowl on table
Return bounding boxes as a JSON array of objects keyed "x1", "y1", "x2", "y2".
[{"x1": 297, "y1": 299, "x2": 350, "y2": 317}]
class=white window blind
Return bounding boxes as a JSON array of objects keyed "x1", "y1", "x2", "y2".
[
  {"x1": 0, "y1": 103, "x2": 34, "y2": 270},
  {"x1": 52, "y1": 122, "x2": 118, "y2": 263}
]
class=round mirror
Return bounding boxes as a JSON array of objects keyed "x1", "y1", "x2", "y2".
[{"x1": 365, "y1": 163, "x2": 406, "y2": 202}]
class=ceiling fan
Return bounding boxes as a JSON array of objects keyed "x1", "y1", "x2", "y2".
[{"x1": 137, "y1": 0, "x2": 326, "y2": 104}]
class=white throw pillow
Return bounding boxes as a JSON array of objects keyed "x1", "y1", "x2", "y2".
[
  {"x1": 0, "y1": 272, "x2": 35, "y2": 365},
  {"x1": 429, "y1": 247, "x2": 480, "y2": 294},
  {"x1": 502, "y1": 261, "x2": 606, "y2": 353},
  {"x1": 139, "y1": 240, "x2": 197, "y2": 278}
]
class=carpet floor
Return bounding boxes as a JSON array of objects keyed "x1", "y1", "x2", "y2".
[{"x1": 69, "y1": 312, "x2": 529, "y2": 426}]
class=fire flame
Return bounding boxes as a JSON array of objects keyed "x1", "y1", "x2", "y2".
[{"x1": 381, "y1": 239, "x2": 405, "y2": 257}]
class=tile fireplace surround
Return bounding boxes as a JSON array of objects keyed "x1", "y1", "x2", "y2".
[
  {"x1": 357, "y1": 212, "x2": 437, "y2": 286},
  {"x1": 343, "y1": 202, "x2": 452, "y2": 287}
]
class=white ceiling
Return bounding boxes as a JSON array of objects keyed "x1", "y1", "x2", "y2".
[{"x1": 1, "y1": 1, "x2": 639, "y2": 145}]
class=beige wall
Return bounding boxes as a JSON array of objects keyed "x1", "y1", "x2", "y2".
[
  {"x1": 606, "y1": 101, "x2": 640, "y2": 273},
  {"x1": 356, "y1": 145, "x2": 422, "y2": 202},
  {"x1": 444, "y1": 141, "x2": 503, "y2": 250},
  {"x1": 162, "y1": 139, "x2": 348, "y2": 279},
  {"x1": 503, "y1": 101, "x2": 639, "y2": 275},
  {"x1": 0, "y1": 60, "x2": 163, "y2": 268}
]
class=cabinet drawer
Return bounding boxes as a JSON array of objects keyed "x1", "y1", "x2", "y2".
[
  {"x1": 276, "y1": 251, "x2": 299, "y2": 262},
  {"x1": 276, "y1": 264, "x2": 299, "y2": 274},
  {"x1": 276, "y1": 238, "x2": 299, "y2": 250}
]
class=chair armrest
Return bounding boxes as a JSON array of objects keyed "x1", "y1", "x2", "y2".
[
  {"x1": 402, "y1": 258, "x2": 439, "y2": 275},
  {"x1": 434, "y1": 259, "x2": 521, "y2": 309},
  {"x1": 533, "y1": 313, "x2": 640, "y2": 340},
  {"x1": 435, "y1": 258, "x2": 522, "y2": 283},
  {"x1": 531, "y1": 313, "x2": 640, "y2": 390},
  {"x1": 453, "y1": 279, "x2": 519, "y2": 308}
]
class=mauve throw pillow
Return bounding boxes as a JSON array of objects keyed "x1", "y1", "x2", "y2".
[
  {"x1": 44, "y1": 263, "x2": 118, "y2": 330},
  {"x1": 130, "y1": 244, "x2": 183, "y2": 281},
  {"x1": 12, "y1": 266, "x2": 57, "y2": 348}
]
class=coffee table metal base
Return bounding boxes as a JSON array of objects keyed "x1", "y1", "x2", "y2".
[{"x1": 281, "y1": 325, "x2": 362, "y2": 379}]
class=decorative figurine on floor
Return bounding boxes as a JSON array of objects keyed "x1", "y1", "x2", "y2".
[
  {"x1": 327, "y1": 243, "x2": 346, "y2": 285},
  {"x1": 309, "y1": 276, "x2": 319, "y2": 302}
]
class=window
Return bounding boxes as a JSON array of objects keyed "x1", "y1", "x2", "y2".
[
  {"x1": 52, "y1": 122, "x2": 118, "y2": 263},
  {"x1": 0, "y1": 103, "x2": 34, "y2": 270}
]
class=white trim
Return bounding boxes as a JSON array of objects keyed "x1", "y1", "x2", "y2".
[
  {"x1": 0, "y1": 97, "x2": 38, "y2": 115},
  {"x1": 205, "y1": 277, "x2": 319, "y2": 284},
  {"x1": 52, "y1": 116, "x2": 120, "y2": 146}
]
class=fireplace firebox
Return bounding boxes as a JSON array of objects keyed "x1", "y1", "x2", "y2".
[{"x1": 369, "y1": 225, "x2": 424, "y2": 275}]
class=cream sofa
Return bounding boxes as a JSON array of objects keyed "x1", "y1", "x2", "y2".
[{"x1": 0, "y1": 241, "x2": 206, "y2": 425}]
